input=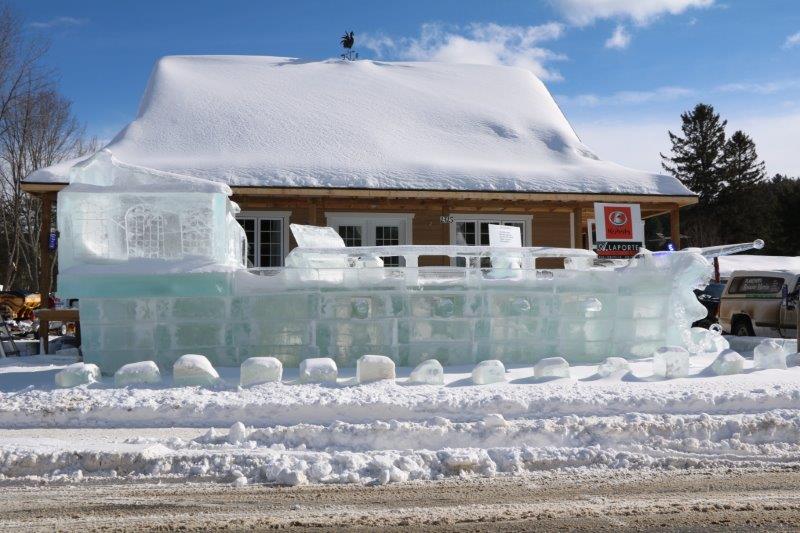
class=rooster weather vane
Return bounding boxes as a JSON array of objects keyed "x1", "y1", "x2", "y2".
[{"x1": 340, "y1": 31, "x2": 358, "y2": 61}]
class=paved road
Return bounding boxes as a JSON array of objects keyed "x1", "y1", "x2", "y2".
[{"x1": 2, "y1": 468, "x2": 800, "y2": 531}]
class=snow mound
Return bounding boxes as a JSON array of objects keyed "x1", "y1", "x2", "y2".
[
  {"x1": 299, "y1": 358, "x2": 338, "y2": 384},
  {"x1": 26, "y1": 56, "x2": 692, "y2": 196},
  {"x1": 653, "y1": 346, "x2": 690, "y2": 378},
  {"x1": 711, "y1": 349, "x2": 745, "y2": 376},
  {"x1": 534, "y1": 357, "x2": 570, "y2": 378},
  {"x1": 54, "y1": 363, "x2": 101, "y2": 388},
  {"x1": 228, "y1": 421, "x2": 248, "y2": 444},
  {"x1": 173, "y1": 354, "x2": 219, "y2": 386},
  {"x1": 754, "y1": 339, "x2": 788, "y2": 370},
  {"x1": 472, "y1": 360, "x2": 506, "y2": 385},
  {"x1": 408, "y1": 359, "x2": 444, "y2": 385},
  {"x1": 356, "y1": 355, "x2": 395, "y2": 383},
  {"x1": 114, "y1": 361, "x2": 161, "y2": 386},
  {"x1": 240, "y1": 357, "x2": 283, "y2": 387}
]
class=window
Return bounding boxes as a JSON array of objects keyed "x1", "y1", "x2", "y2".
[
  {"x1": 728, "y1": 276, "x2": 785, "y2": 295},
  {"x1": 326, "y1": 213, "x2": 414, "y2": 267},
  {"x1": 236, "y1": 211, "x2": 289, "y2": 267},
  {"x1": 449, "y1": 214, "x2": 532, "y2": 267}
]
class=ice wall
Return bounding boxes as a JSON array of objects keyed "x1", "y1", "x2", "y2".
[{"x1": 76, "y1": 251, "x2": 710, "y2": 374}]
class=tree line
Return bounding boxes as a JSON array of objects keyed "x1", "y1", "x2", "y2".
[
  {"x1": 658, "y1": 103, "x2": 798, "y2": 254},
  {"x1": 0, "y1": 5, "x2": 95, "y2": 292}
]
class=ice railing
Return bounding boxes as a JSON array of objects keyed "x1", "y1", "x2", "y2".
[{"x1": 285, "y1": 244, "x2": 597, "y2": 269}]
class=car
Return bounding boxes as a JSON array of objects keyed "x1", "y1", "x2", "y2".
[
  {"x1": 692, "y1": 282, "x2": 726, "y2": 328},
  {"x1": 718, "y1": 269, "x2": 800, "y2": 337}
]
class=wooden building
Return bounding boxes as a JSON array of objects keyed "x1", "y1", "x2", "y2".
[{"x1": 22, "y1": 55, "x2": 696, "y2": 295}]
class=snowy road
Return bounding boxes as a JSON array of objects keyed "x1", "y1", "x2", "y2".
[{"x1": 2, "y1": 468, "x2": 800, "y2": 531}]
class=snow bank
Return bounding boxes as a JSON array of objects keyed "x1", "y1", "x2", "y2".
[{"x1": 26, "y1": 56, "x2": 691, "y2": 197}]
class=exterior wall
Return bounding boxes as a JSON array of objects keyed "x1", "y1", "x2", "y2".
[{"x1": 233, "y1": 195, "x2": 583, "y2": 267}]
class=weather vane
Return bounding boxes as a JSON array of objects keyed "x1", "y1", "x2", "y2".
[{"x1": 340, "y1": 31, "x2": 357, "y2": 61}]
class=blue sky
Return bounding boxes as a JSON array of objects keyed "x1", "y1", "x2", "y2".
[{"x1": 11, "y1": 0, "x2": 800, "y2": 175}]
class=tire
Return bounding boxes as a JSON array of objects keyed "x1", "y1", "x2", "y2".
[{"x1": 732, "y1": 316, "x2": 755, "y2": 337}]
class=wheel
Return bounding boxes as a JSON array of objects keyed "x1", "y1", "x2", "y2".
[{"x1": 732, "y1": 316, "x2": 754, "y2": 337}]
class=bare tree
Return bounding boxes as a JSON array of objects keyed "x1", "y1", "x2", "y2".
[{"x1": 0, "y1": 5, "x2": 96, "y2": 291}]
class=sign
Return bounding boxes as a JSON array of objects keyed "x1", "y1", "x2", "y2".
[
  {"x1": 595, "y1": 241, "x2": 641, "y2": 258},
  {"x1": 488, "y1": 224, "x2": 521, "y2": 247},
  {"x1": 592, "y1": 203, "x2": 644, "y2": 258}
]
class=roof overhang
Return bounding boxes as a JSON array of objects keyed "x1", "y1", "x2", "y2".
[{"x1": 22, "y1": 181, "x2": 698, "y2": 207}]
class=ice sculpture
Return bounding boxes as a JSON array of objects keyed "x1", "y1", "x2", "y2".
[
  {"x1": 472, "y1": 360, "x2": 506, "y2": 384},
  {"x1": 56, "y1": 151, "x2": 765, "y2": 374},
  {"x1": 114, "y1": 361, "x2": 161, "y2": 386},
  {"x1": 55, "y1": 362, "x2": 101, "y2": 388},
  {"x1": 754, "y1": 339, "x2": 788, "y2": 370},
  {"x1": 534, "y1": 357, "x2": 570, "y2": 378},
  {"x1": 173, "y1": 354, "x2": 220, "y2": 386},
  {"x1": 356, "y1": 354, "x2": 396, "y2": 383},
  {"x1": 596, "y1": 357, "x2": 630, "y2": 378},
  {"x1": 652, "y1": 346, "x2": 690, "y2": 378},
  {"x1": 240, "y1": 357, "x2": 283, "y2": 386},
  {"x1": 711, "y1": 349, "x2": 745, "y2": 376}
]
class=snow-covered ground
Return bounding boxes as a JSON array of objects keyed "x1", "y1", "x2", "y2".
[{"x1": 1, "y1": 348, "x2": 799, "y2": 486}]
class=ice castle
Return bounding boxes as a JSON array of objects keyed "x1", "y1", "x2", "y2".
[{"x1": 35, "y1": 55, "x2": 738, "y2": 374}]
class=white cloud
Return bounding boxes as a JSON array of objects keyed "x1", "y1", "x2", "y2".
[
  {"x1": 715, "y1": 79, "x2": 800, "y2": 94},
  {"x1": 28, "y1": 16, "x2": 88, "y2": 29},
  {"x1": 573, "y1": 111, "x2": 800, "y2": 177},
  {"x1": 605, "y1": 25, "x2": 631, "y2": 49},
  {"x1": 558, "y1": 86, "x2": 694, "y2": 106},
  {"x1": 550, "y1": 0, "x2": 715, "y2": 26},
  {"x1": 784, "y1": 31, "x2": 800, "y2": 49},
  {"x1": 361, "y1": 22, "x2": 566, "y2": 81}
]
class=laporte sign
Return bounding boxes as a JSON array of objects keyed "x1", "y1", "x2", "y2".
[{"x1": 593, "y1": 203, "x2": 644, "y2": 258}]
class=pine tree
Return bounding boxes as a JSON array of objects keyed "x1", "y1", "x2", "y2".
[
  {"x1": 660, "y1": 103, "x2": 727, "y2": 206},
  {"x1": 721, "y1": 130, "x2": 766, "y2": 190}
]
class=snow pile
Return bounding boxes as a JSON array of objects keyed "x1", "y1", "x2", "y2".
[
  {"x1": 652, "y1": 346, "x2": 690, "y2": 378},
  {"x1": 472, "y1": 360, "x2": 506, "y2": 385},
  {"x1": 408, "y1": 359, "x2": 444, "y2": 385},
  {"x1": 299, "y1": 358, "x2": 338, "y2": 384},
  {"x1": 240, "y1": 357, "x2": 283, "y2": 387},
  {"x1": 114, "y1": 361, "x2": 161, "y2": 386},
  {"x1": 173, "y1": 354, "x2": 219, "y2": 386},
  {"x1": 26, "y1": 56, "x2": 691, "y2": 196},
  {"x1": 356, "y1": 355, "x2": 395, "y2": 384},
  {"x1": 710, "y1": 349, "x2": 745, "y2": 376},
  {"x1": 54, "y1": 363, "x2": 101, "y2": 388},
  {"x1": 754, "y1": 339, "x2": 788, "y2": 370},
  {"x1": 534, "y1": 357, "x2": 570, "y2": 378}
]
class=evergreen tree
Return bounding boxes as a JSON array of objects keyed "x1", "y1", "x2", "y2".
[
  {"x1": 661, "y1": 103, "x2": 727, "y2": 206},
  {"x1": 721, "y1": 130, "x2": 766, "y2": 190}
]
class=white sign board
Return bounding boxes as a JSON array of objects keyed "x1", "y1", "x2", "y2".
[
  {"x1": 593, "y1": 203, "x2": 644, "y2": 243},
  {"x1": 488, "y1": 224, "x2": 521, "y2": 247}
]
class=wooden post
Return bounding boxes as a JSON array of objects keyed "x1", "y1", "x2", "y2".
[
  {"x1": 670, "y1": 206, "x2": 681, "y2": 250},
  {"x1": 38, "y1": 193, "x2": 54, "y2": 309},
  {"x1": 572, "y1": 206, "x2": 582, "y2": 249},
  {"x1": 308, "y1": 198, "x2": 318, "y2": 225}
]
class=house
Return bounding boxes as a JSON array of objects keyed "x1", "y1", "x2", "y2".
[{"x1": 23, "y1": 55, "x2": 696, "y2": 297}]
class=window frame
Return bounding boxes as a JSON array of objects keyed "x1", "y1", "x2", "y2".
[
  {"x1": 236, "y1": 210, "x2": 291, "y2": 267},
  {"x1": 324, "y1": 212, "x2": 415, "y2": 247},
  {"x1": 447, "y1": 214, "x2": 533, "y2": 267}
]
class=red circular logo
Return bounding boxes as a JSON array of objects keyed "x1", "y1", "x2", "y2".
[{"x1": 608, "y1": 210, "x2": 628, "y2": 226}]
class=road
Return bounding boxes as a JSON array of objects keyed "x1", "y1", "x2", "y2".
[{"x1": 2, "y1": 467, "x2": 800, "y2": 531}]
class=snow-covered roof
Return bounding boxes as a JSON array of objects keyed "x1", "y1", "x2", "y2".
[
  {"x1": 26, "y1": 55, "x2": 694, "y2": 196},
  {"x1": 717, "y1": 255, "x2": 800, "y2": 278}
]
